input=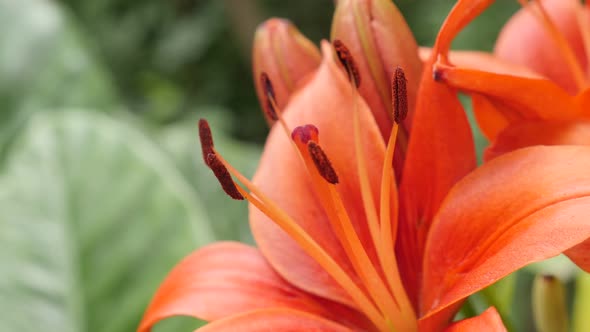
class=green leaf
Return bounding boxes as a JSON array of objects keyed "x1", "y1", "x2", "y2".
[
  {"x1": 0, "y1": 110, "x2": 214, "y2": 332},
  {"x1": 0, "y1": 0, "x2": 117, "y2": 111},
  {"x1": 481, "y1": 274, "x2": 517, "y2": 331},
  {"x1": 0, "y1": 0, "x2": 118, "y2": 162}
]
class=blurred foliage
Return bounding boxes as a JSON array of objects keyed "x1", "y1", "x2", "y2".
[
  {"x1": 0, "y1": 110, "x2": 214, "y2": 332},
  {"x1": 0, "y1": 0, "x2": 584, "y2": 331}
]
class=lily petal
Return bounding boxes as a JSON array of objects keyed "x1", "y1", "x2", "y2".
[
  {"x1": 433, "y1": 63, "x2": 580, "y2": 122},
  {"x1": 331, "y1": 0, "x2": 422, "y2": 137},
  {"x1": 419, "y1": 48, "x2": 541, "y2": 78},
  {"x1": 495, "y1": 0, "x2": 588, "y2": 94},
  {"x1": 485, "y1": 120, "x2": 590, "y2": 160},
  {"x1": 442, "y1": 307, "x2": 507, "y2": 332},
  {"x1": 253, "y1": 18, "x2": 321, "y2": 124},
  {"x1": 575, "y1": 88, "x2": 590, "y2": 116},
  {"x1": 471, "y1": 94, "x2": 516, "y2": 141},
  {"x1": 565, "y1": 239, "x2": 590, "y2": 271},
  {"x1": 422, "y1": 145, "x2": 590, "y2": 325},
  {"x1": 137, "y1": 242, "x2": 370, "y2": 332},
  {"x1": 419, "y1": 47, "x2": 550, "y2": 139},
  {"x1": 431, "y1": 0, "x2": 496, "y2": 59},
  {"x1": 396, "y1": 16, "x2": 476, "y2": 310},
  {"x1": 250, "y1": 41, "x2": 386, "y2": 308},
  {"x1": 196, "y1": 309, "x2": 355, "y2": 332}
]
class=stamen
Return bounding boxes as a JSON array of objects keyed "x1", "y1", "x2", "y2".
[
  {"x1": 349, "y1": 59, "x2": 382, "y2": 275},
  {"x1": 392, "y1": 67, "x2": 409, "y2": 124},
  {"x1": 307, "y1": 141, "x2": 339, "y2": 184},
  {"x1": 198, "y1": 119, "x2": 214, "y2": 165},
  {"x1": 376, "y1": 68, "x2": 417, "y2": 325},
  {"x1": 259, "y1": 72, "x2": 304, "y2": 162},
  {"x1": 213, "y1": 151, "x2": 389, "y2": 332},
  {"x1": 339, "y1": 46, "x2": 413, "y2": 326},
  {"x1": 260, "y1": 72, "x2": 279, "y2": 121},
  {"x1": 333, "y1": 39, "x2": 361, "y2": 87},
  {"x1": 205, "y1": 153, "x2": 244, "y2": 200},
  {"x1": 292, "y1": 128, "x2": 407, "y2": 328},
  {"x1": 519, "y1": 0, "x2": 588, "y2": 90}
]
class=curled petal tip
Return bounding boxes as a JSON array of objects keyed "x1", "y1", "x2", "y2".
[
  {"x1": 331, "y1": 0, "x2": 422, "y2": 136},
  {"x1": 253, "y1": 18, "x2": 321, "y2": 124}
]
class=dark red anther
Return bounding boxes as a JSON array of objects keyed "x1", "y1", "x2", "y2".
[
  {"x1": 332, "y1": 40, "x2": 361, "y2": 87},
  {"x1": 199, "y1": 119, "x2": 214, "y2": 166},
  {"x1": 291, "y1": 125, "x2": 319, "y2": 144},
  {"x1": 307, "y1": 141, "x2": 339, "y2": 184},
  {"x1": 260, "y1": 72, "x2": 276, "y2": 100},
  {"x1": 206, "y1": 153, "x2": 244, "y2": 200},
  {"x1": 392, "y1": 67, "x2": 408, "y2": 124},
  {"x1": 260, "y1": 72, "x2": 279, "y2": 121}
]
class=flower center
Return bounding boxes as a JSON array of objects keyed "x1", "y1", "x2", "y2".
[{"x1": 199, "y1": 42, "x2": 418, "y2": 331}]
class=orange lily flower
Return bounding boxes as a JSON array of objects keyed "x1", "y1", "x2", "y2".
[
  {"x1": 137, "y1": 48, "x2": 590, "y2": 332},
  {"x1": 427, "y1": 0, "x2": 590, "y2": 160},
  {"x1": 137, "y1": 2, "x2": 590, "y2": 332}
]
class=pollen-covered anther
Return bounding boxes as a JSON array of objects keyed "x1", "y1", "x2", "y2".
[
  {"x1": 332, "y1": 40, "x2": 361, "y2": 87},
  {"x1": 198, "y1": 119, "x2": 214, "y2": 165},
  {"x1": 260, "y1": 72, "x2": 279, "y2": 121},
  {"x1": 392, "y1": 67, "x2": 409, "y2": 124},
  {"x1": 307, "y1": 141, "x2": 339, "y2": 184},
  {"x1": 206, "y1": 153, "x2": 244, "y2": 200}
]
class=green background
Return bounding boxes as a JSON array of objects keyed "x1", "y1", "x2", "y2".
[{"x1": 2, "y1": 1, "x2": 578, "y2": 331}]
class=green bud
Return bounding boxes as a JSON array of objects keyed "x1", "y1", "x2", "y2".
[{"x1": 532, "y1": 274, "x2": 569, "y2": 332}]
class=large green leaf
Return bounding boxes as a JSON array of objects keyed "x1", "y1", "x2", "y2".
[
  {"x1": 0, "y1": 0, "x2": 116, "y2": 111},
  {"x1": 0, "y1": 110, "x2": 214, "y2": 332},
  {"x1": 0, "y1": 0, "x2": 118, "y2": 162}
]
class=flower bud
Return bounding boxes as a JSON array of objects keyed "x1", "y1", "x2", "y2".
[
  {"x1": 572, "y1": 272, "x2": 590, "y2": 332},
  {"x1": 253, "y1": 18, "x2": 321, "y2": 124},
  {"x1": 532, "y1": 274, "x2": 569, "y2": 332},
  {"x1": 331, "y1": 0, "x2": 422, "y2": 137}
]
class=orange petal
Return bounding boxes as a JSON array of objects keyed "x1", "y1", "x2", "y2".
[
  {"x1": 471, "y1": 94, "x2": 515, "y2": 141},
  {"x1": 253, "y1": 18, "x2": 321, "y2": 124},
  {"x1": 196, "y1": 309, "x2": 355, "y2": 332},
  {"x1": 442, "y1": 307, "x2": 507, "y2": 332},
  {"x1": 485, "y1": 120, "x2": 590, "y2": 160},
  {"x1": 431, "y1": 0, "x2": 496, "y2": 57},
  {"x1": 250, "y1": 41, "x2": 386, "y2": 308},
  {"x1": 396, "y1": 54, "x2": 475, "y2": 309},
  {"x1": 422, "y1": 145, "x2": 590, "y2": 325},
  {"x1": 420, "y1": 48, "x2": 542, "y2": 78},
  {"x1": 137, "y1": 242, "x2": 371, "y2": 332},
  {"x1": 331, "y1": 0, "x2": 422, "y2": 137},
  {"x1": 575, "y1": 88, "x2": 590, "y2": 116},
  {"x1": 433, "y1": 63, "x2": 580, "y2": 121},
  {"x1": 420, "y1": 48, "x2": 544, "y2": 140},
  {"x1": 495, "y1": 0, "x2": 588, "y2": 94},
  {"x1": 565, "y1": 239, "x2": 590, "y2": 271}
]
